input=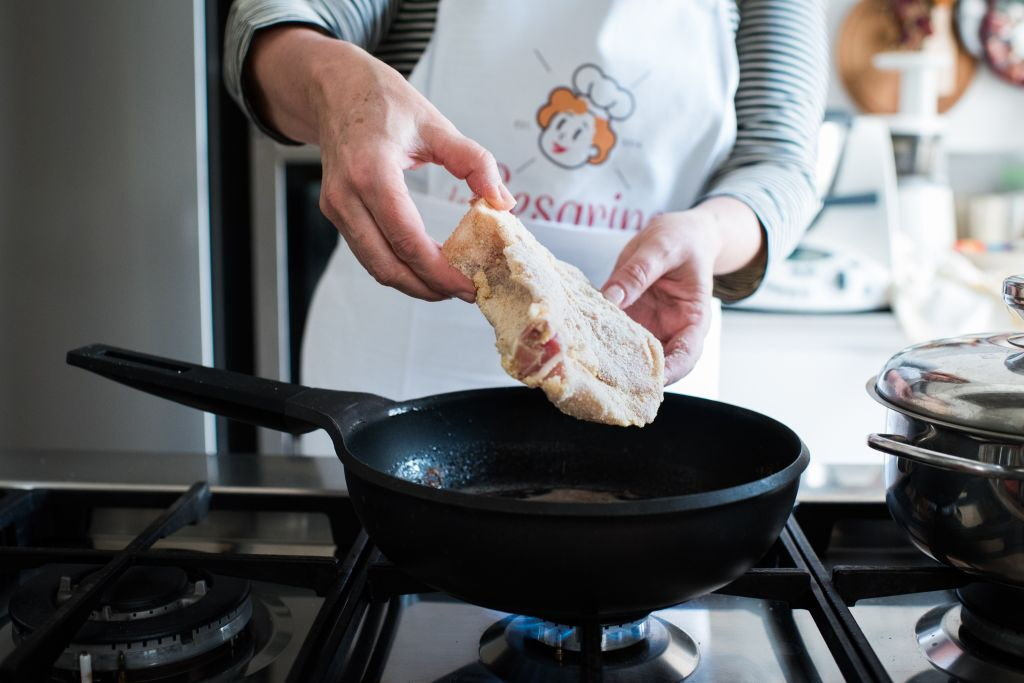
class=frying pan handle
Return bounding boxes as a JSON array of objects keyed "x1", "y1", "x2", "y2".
[
  {"x1": 67, "y1": 344, "x2": 388, "y2": 438},
  {"x1": 868, "y1": 433, "x2": 1024, "y2": 479}
]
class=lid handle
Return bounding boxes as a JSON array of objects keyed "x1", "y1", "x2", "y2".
[{"x1": 1006, "y1": 275, "x2": 1024, "y2": 322}]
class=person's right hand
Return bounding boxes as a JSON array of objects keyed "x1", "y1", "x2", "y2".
[{"x1": 249, "y1": 26, "x2": 514, "y2": 302}]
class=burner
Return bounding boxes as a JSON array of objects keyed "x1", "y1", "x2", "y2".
[
  {"x1": 10, "y1": 565, "x2": 254, "y2": 679},
  {"x1": 479, "y1": 616, "x2": 699, "y2": 682},
  {"x1": 917, "y1": 582, "x2": 1024, "y2": 681},
  {"x1": 917, "y1": 604, "x2": 1024, "y2": 682},
  {"x1": 516, "y1": 617, "x2": 651, "y2": 652}
]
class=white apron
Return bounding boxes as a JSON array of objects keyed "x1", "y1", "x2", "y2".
[{"x1": 301, "y1": 0, "x2": 739, "y2": 455}]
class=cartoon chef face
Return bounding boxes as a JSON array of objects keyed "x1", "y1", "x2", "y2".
[{"x1": 536, "y1": 64, "x2": 635, "y2": 170}]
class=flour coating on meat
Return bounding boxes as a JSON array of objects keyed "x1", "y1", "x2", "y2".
[{"x1": 442, "y1": 199, "x2": 664, "y2": 427}]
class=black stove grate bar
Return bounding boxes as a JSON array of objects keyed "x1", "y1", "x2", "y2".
[
  {"x1": 715, "y1": 568, "x2": 815, "y2": 607},
  {"x1": 341, "y1": 597, "x2": 390, "y2": 681},
  {"x1": 285, "y1": 531, "x2": 374, "y2": 683},
  {"x1": 778, "y1": 528, "x2": 878, "y2": 683},
  {"x1": 0, "y1": 482, "x2": 212, "y2": 682},
  {"x1": 359, "y1": 597, "x2": 403, "y2": 682},
  {"x1": 784, "y1": 519, "x2": 892, "y2": 683},
  {"x1": 0, "y1": 546, "x2": 341, "y2": 595},
  {"x1": 831, "y1": 565, "x2": 973, "y2": 604},
  {"x1": 579, "y1": 622, "x2": 603, "y2": 682},
  {"x1": 312, "y1": 547, "x2": 381, "y2": 682},
  {"x1": 763, "y1": 601, "x2": 828, "y2": 682}
]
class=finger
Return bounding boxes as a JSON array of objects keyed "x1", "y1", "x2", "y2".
[
  {"x1": 606, "y1": 231, "x2": 643, "y2": 278},
  {"x1": 662, "y1": 314, "x2": 710, "y2": 384},
  {"x1": 601, "y1": 228, "x2": 678, "y2": 309},
  {"x1": 358, "y1": 162, "x2": 476, "y2": 299},
  {"x1": 422, "y1": 125, "x2": 514, "y2": 210},
  {"x1": 598, "y1": 235, "x2": 643, "y2": 307},
  {"x1": 321, "y1": 187, "x2": 450, "y2": 301}
]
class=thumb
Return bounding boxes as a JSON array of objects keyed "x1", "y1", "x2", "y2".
[
  {"x1": 423, "y1": 126, "x2": 514, "y2": 210},
  {"x1": 602, "y1": 238, "x2": 675, "y2": 309}
]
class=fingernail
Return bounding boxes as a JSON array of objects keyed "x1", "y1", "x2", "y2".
[
  {"x1": 458, "y1": 290, "x2": 476, "y2": 303},
  {"x1": 499, "y1": 185, "x2": 516, "y2": 208},
  {"x1": 484, "y1": 189, "x2": 504, "y2": 209},
  {"x1": 603, "y1": 285, "x2": 625, "y2": 307},
  {"x1": 484, "y1": 187, "x2": 515, "y2": 211}
]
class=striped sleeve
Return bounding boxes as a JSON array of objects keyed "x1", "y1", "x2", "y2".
[
  {"x1": 371, "y1": 0, "x2": 439, "y2": 76},
  {"x1": 704, "y1": 0, "x2": 828, "y2": 302},
  {"x1": 223, "y1": 0, "x2": 401, "y2": 144}
]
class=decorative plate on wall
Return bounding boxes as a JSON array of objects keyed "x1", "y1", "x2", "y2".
[{"x1": 982, "y1": 0, "x2": 1024, "y2": 84}]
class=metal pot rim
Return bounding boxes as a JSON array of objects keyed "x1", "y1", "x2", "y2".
[{"x1": 866, "y1": 377, "x2": 1024, "y2": 444}]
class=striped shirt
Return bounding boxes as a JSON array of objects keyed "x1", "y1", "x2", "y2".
[{"x1": 224, "y1": 0, "x2": 827, "y2": 300}]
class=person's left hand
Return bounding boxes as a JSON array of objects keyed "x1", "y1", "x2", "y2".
[{"x1": 601, "y1": 210, "x2": 720, "y2": 384}]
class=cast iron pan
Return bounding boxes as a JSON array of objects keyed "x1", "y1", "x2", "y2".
[{"x1": 68, "y1": 344, "x2": 808, "y2": 625}]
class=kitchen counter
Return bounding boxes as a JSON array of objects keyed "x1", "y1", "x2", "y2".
[
  {"x1": 0, "y1": 449, "x2": 347, "y2": 496},
  {"x1": 720, "y1": 309, "x2": 907, "y2": 466},
  {"x1": 0, "y1": 449, "x2": 884, "y2": 502}
]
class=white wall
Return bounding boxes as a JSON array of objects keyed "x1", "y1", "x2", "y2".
[
  {"x1": 826, "y1": 0, "x2": 1024, "y2": 152},
  {"x1": 0, "y1": 2, "x2": 211, "y2": 452}
]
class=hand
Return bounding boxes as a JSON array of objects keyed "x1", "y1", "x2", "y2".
[
  {"x1": 602, "y1": 212, "x2": 719, "y2": 383},
  {"x1": 248, "y1": 27, "x2": 514, "y2": 302},
  {"x1": 601, "y1": 198, "x2": 764, "y2": 384}
]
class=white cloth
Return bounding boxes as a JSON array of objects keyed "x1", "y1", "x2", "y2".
[{"x1": 301, "y1": 0, "x2": 737, "y2": 455}]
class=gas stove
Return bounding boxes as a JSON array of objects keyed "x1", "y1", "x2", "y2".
[{"x1": 0, "y1": 450, "x2": 1016, "y2": 682}]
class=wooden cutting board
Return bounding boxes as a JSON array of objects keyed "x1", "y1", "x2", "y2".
[{"x1": 837, "y1": 0, "x2": 977, "y2": 114}]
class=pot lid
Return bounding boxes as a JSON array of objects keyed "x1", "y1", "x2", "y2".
[{"x1": 875, "y1": 276, "x2": 1024, "y2": 436}]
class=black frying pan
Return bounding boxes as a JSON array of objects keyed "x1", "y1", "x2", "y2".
[{"x1": 68, "y1": 344, "x2": 808, "y2": 625}]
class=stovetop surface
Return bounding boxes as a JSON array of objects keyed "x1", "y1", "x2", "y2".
[
  {"x1": 0, "y1": 451, "x2": 983, "y2": 682},
  {"x1": 380, "y1": 592, "x2": 846, "y2": 682},
  {"x1": 367, "y1": 507, "x2": 959, "y2": 683}
]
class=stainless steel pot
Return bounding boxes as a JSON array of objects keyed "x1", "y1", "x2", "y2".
[{"x1": 867, "y1": 275, "x2": 1024, "y2": 585}]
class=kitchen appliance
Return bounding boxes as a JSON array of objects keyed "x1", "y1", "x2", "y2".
[
  {"x1": 66, "y1": 344, "x2": 807, "y2": 630},
  {"x1": 4, "y1": 452, "x2": 1024, "y2": 683},
  {"x1": 726, "y1": 116, "x2": 897, "y2": 313},
  {"x1": 875, "y1": 49, "x2": 959, "y2": 255}
]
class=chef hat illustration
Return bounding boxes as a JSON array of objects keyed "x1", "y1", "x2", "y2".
[{"x1": 571, "y1": 64, "x2": 635, "y2": 121}]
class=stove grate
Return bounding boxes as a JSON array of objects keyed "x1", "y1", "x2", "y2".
[
  {"x1": 280, "y1": 515, "x2": 903, "y2": 683},
  {"x1": 1, "y1": 482, "x2": 214, "y2": 680},
  {"x1": 0, "y1": 482, "x2": 361, "y2": 682},
  {"x1": 0, "y1": 485, "x2": 981, "y2": 683}
]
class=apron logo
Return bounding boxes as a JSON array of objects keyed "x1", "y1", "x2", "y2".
[{"x1": 536, "y1": 64, "x2": 635, "y2": 170}]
